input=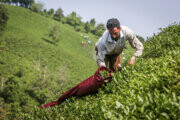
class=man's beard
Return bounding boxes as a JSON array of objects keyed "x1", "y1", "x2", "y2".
[{"x1": 111, "y1": 35, "x2": 119, "y2": 41}]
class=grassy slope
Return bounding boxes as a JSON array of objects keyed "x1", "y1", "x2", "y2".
[
  {"x1": 0, "y1": 5, "x2": 137, "y2": 119},
  {"x1": 0, "y1": 5, "x2": 99, "y2": 116}
]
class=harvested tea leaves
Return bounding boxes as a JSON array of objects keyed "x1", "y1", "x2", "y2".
[{"x1": 100, "y1": 70, "x2": 109, "y2": 79}]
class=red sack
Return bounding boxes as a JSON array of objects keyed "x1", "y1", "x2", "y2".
[{"x1": 40, "y1": 66, "x2": 112, "y2": 108}]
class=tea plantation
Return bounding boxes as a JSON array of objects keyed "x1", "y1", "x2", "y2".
[
  {"x1": 0, "y1": 5, "x2": 179, "y2": 120},
  {"x1": 21, "y1": 19, "x2": 180, "y2": 120}
]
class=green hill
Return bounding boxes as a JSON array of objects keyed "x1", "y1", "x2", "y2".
[
  {"x1": 0, "y1": 5, "x2": 135, "y2": 119},
  {"x1": 1, "y1": 5, "x2": 179, "y2": 120},
  {"x1": 0, "y1": 5, "x2": 100, "y2": 118},
  {"x1": 21, "y1": 24, "x2": 180, "y2": 119}
]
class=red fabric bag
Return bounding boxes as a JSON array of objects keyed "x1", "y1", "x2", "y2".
[{"x1": 40, "y1": 66, "x2": 112, "y2": 108}]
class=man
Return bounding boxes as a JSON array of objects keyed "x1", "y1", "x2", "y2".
[{"x1": 95, "y1": 18, "x2": 144, "y2": 72}]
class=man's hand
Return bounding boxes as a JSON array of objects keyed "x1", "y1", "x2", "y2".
[
  {"x1": 100, "y1": 62, "x2": 106, "y2": 67},
  {"x1": 127, "y1": 56, "x2": 136, "y2": 66}
]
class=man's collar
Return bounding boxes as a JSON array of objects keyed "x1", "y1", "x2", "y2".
[
  {"x1": 120, "y1": 30, "x2": 124, "y2": 38},
  {"x1": 107, "y1": 30, "x2": 124, "y2": 43}
]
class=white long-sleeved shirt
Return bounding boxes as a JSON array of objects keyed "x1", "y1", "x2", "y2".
[{"x1": 95, "y1": 25, "x2": 144, "y2": 66}]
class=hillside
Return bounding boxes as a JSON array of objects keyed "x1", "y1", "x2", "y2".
[
  {"x1": 0, "y1": 5, "x2": 100, "y2": 118},
  {"x1": 1, "y1": 5, "x2": 178, "y2": 120},
  {"x1": 0, "y1": 5, "x2": 136, "y2": 119},
  {"x1": 21, "y1": 23, "x2": 180, "y2": 119}
]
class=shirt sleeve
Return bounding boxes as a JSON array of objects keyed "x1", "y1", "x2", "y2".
[
  {"x1": 95, "y1": 31, "x2": 108, "y2": 67},
  {"x1": 96, "y1": 44, "x2": 107, "y2": 66},
  {"x1": 125, "y1": 27, "x2": 144, "y2": 57}
]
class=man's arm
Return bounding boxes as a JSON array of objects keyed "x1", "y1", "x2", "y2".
[
  {"x1": 124, "y1": 27, "x2": 144, "y2": 65},
  {"x1": 95, "y1": 31, "x2": 109, "y2": 67},
  {"x1": 96, "y1": 44, "x2": 107, "y2": 67}
]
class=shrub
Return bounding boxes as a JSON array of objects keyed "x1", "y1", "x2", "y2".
[
  {"x1": 49, "y1": 25, "x2": 62, "y2": 43},
  {"x1": 0, "y1": 4, "x2": 8, "y2": 35},
  {"x1": 20, "y1": 23, "x2": 180, "y2": 120},
  {"x1": 143, "y1": 23, "x2": 180, "y2": 58}
]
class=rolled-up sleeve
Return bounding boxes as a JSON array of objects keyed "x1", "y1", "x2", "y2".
[{"x1": 125, "y1": 27, "x2": 144, "y2": 57}]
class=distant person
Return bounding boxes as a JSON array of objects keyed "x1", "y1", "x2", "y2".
[
  {"x1": 95, "y1": 18, "x2": 144, "y2": 72},
  {"x1": 88, "y1": 40, "x2": 91, "y2": 45},
  {"x1": 82, "y1": 41, "x2": 86, "y2": 48}
]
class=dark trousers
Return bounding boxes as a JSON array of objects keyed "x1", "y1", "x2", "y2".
[{"x1": 105, "y1": 54, "x2": 121, "y2": 72}]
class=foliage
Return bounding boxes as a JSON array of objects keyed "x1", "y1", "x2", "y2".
[
  {"x1": 19, "y1": 0, "x2": 34, "y2": 8},
  {"x1": 84, "y1": 22, "x2": 91, "y2": 33},
  {"x1": 0, "y1": 4, "x2": 8, "y2": 35},
  {"x1": 90, "y1": 18, "x2": 96, "y2": 27},
  {"x1": 21, "y1": 23, "x2": 180, "y2": 120},
  {"x1": 136, "y1": 35, "x2": 145, "y2": 43},
  {"x1": 1, "y1": 0, "x2": 34, "y2": 8},
  {"x1": 0, "y1": 5, "x2": 97, "y2": 119},
  {"x1": 66, "y1": 11, "x2": 81, "y2": 29},
  {"x1": 30, "y1": 1, "x2": 44, "y2": 13},
  {"x1": 54, "y1": 8, "x2": 64, "y2": 21},
  {"x1": 100, "y1": 70, "x2": 109, "y2": 79},
  {"x1": 47, "y1": 8, "x2": 54, "y2": 18},
  {"x1": 75, "y1": 25, "x2": 85, "y2": 32},
  {"x1": 48, "y1": 25, "x2": 62, "y2": 43},
  {"x1": 0, "y1": 98, "x2": 9, "y2": 120},
  {"x1": 1, "y1": 0, "x2": 106, "y2": 37},
  {"x1": 143, "y1": 23, "x2": 180, "y2": 58},
  {"x1": 94, "y1": 23, "x2": 106, "y2": 36},
  {"x1": 1, "y1": 4, "x2": 179, "y2": 120}
]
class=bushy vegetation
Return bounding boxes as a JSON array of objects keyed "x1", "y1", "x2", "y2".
[
  {"x1": 0, "y1": 0, "x2": 34, "y2": 8},
  {"x1": 0, "y1": 4, "x2": 8, "y2": 35},
  {"x1": 0, "y1": 0, "x2": 106, "y2": 36},
  {"x1": 1, "y1": 4, "x2": 179, "y2": 120},
  {"x1": 20, "y1": 23, "x2": 180, "y2": 120},
  {"x1": 48, "y1": 25, "x2": 62, "y2": 43}
]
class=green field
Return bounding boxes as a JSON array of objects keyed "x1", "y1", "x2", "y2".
[
  {"x1": 0, "y1": 5, "x2": 99, "y2": 118},
  {"x1": 0, "y1": 5, "x2": 179, "y2": 120}
]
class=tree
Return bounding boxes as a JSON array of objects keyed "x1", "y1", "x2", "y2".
[
  {"x1": 49, "y1": 25, "x2": 61, "y2": 43},
  {"x1": 4, "y1": 0, "x2": 11, "y2": 4},
  {"x1": 10, "y1": 0, "x2": 34, "y2": 8},
  {"x1": 0, "y1": 4, "x2": 9, "y2": 35},
  {"x1": 54, "y1": 8, "x2": 64, "y2": 21},
  {"x1": 25, "y1": 0, "x2": 34, "y2": 8},
  {"x1": 66, "y1": 11, "x2": 81, "y2": 29},
  {"x1": 90, "y1": 18, "x2": 96, "y2": 27},
  {"x1": 31, "y1": 1, "x2": 44, "y2": 13},
  {"x1": 95, "y1": 23, "x2": 106, "y2": 36},
  {"x1": 89, "y1": 18, "x2": 96, "y2": 34},
  {"x1": 19, "y1": 0, "x2": 25, "y2": 7},
  {"x1": 11, "y1": 0, "x2": 19, "y2": 6},
  {"x1": 23, "y1": 0, "x2": 31, "y2": 8},
  {"x1": 47, "y1": 8, "x2": 54, "y2": 17},
  {"x1": 84, "y1": 22, "x2": 91, "y2": 33}
]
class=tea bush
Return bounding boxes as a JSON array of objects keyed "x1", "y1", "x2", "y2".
[{"x1": 20, "y1": 23, "x2": 180, "y2": 120}]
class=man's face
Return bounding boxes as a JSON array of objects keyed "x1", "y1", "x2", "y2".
[{"x1": 108, "y1": 27, "x2": 121, "y2": 41}]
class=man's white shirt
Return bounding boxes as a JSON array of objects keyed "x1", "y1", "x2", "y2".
[{"x1": 95, "y1": 25, "x2": 144, "y2": 66}]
